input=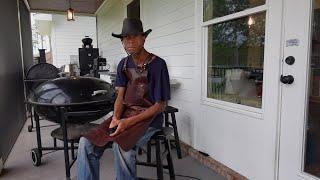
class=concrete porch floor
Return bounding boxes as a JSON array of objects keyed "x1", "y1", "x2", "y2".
[{"x1": 0, "y1": 118, "x2": 226, "y2": 180}]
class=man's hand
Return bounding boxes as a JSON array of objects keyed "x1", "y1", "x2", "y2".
[
  {"x1": 109, "y1": 116, "x2": 120, "y2": 129},
  {"x1": 110, "y1": 119, "x2": 130, "y2": 137}
]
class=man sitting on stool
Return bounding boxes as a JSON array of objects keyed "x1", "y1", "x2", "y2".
[{"x1": 77, "y1": 18, "x2": 171, "y2": 180}]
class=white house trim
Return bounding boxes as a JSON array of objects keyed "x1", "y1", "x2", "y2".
[
  {"x1": 200, "y1": 3, "x2": 268, "y2": 117},
  {"x1": 202, "y1": 5, "x2": 268, "y2": 27}
]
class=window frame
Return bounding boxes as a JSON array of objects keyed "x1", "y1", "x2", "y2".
[{"x1": 201, "y1": 1, "x2": 269, "y2": 118}]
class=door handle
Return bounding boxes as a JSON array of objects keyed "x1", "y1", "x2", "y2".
[{"x1": 280, "y1": 75, "x2": 294, "y2": 84}]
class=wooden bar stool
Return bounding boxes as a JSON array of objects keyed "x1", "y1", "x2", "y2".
[
  {"x1": 137, "y1": 127, "x2": 175, "y2": 180},
  {"x1": 164, "y1": 106, "x2": 182, "y2": 159}
]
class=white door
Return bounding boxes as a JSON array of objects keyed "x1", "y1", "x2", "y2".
[{"x1": 278, "y1": 0, "x2": 320, "y2": 179}]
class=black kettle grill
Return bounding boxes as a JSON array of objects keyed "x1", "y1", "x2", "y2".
[
  {"x1": 28, "y1": 76, "x2": 116, "y2": 180},
  {"x1": 29, "y1": 76, "x2": 115, "y2": 123}
]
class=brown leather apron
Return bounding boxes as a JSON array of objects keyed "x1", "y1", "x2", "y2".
[{"x1": 84, "y1": 54, "x2": 157, "y2": 151}]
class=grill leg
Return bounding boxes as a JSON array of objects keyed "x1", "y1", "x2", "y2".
[
  {"x1": 29, "y1": 105, "x2": 34, "y2": 130},
  {"x1": 34, "y1": 110, "x2": 42, "y2": 157},
  {"x1": 60, "y1": 107, "x2": 71, "y2": 179}
]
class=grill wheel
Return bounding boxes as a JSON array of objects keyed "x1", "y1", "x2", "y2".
[{"x1": 31, "y1": 148, "x2": 41, "y2": 166}]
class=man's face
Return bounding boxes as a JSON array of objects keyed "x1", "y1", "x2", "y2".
[{"x1": 122, "y1": 34, "x2": 146, "y2": 55}]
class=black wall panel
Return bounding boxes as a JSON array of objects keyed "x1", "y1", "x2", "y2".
[
  {"x1": 0, "y1": 0, "x2": 28, "y2": 162},
  {"x1": 19, "y1": 0, "x2": 34, "y2": 72}
]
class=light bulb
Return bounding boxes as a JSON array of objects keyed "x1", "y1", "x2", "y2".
[
  {"x1": 67, "y1": 8, "x2": 75, "y2": 21},
  {"x1": 248, "y1": 16, "x2": 255, "y2": 27}
]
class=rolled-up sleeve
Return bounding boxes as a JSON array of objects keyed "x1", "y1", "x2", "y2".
[
  {"x1": 153, "y1": 62, "x2": 171, "y2": 103},
  {"x1": 115, "y1": 59, "x2": 127, "y2": 87}
]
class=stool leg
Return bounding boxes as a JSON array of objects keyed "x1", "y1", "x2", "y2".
[
  {"x1": 156, "y1": 138, "x2": 163, "y2": 180},
  {"x1": 165, "y1": 139, "x2": 175, "y2": 180},
  {"x1": 147, "y1": 141, "x2": 152, "y2": 163},
  {"x1": 165, "y1": 112, "x2": 169, "y2": 127},
  {"x1": 53, "y1": 138, "x2": 57, "y2": 148},
  {"x1": 171, "y1": 113, "x2": 182, "y2": 159},
  {"x1": 71, "y1": 141, "x2": 75, "y2": 160}
]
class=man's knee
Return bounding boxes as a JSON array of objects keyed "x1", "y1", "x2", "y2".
[
  {"x1": 113, "y1": 143, "x2": 135, "y2": 160},
  {"x1": 78, "y1": 137, "x2": 91, "y2": 152}
]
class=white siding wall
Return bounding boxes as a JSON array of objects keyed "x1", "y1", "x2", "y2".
[
  {"x1": 97, "y1": 0, "x2": 196, "y2": 145},
  {"x1": 96, "y1": 0, "x2": 278, "y2": 179},
  {"x1": 96, "y1": 0, "x2": 127, "y2": 72},
  {"x1": 51, "y1": 15, "x2": 97, "y2": 68},
  {"x1": 141, "y1": 0, "x2": 196, "y2": 145}
]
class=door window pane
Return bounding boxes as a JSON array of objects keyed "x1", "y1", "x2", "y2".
[
  {"x1": 304, "y1": 0, "x2": 320, "y2": 176},
  {"x1": 203, "y1": 0, "x2": 265, "y2": 21},
  {"x1": 207, "y1": 12, "x2": 266, "y2": 108}
]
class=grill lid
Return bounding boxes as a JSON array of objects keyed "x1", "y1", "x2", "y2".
[
  {"x1": 26, "y1": 63, "x2": 59, "y2": 80},
  {"x1": 29, "y1": 76, "x2": 116, "y2": 106}
]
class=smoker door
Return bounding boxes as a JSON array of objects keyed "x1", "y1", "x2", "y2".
[{"x1": 78, "y1": 48, "x2": 99, "y2": 76}]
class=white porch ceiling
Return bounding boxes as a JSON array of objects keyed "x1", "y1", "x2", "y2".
[{"x1": 27, "y1": 0, "x2": 105, "y2": 14}]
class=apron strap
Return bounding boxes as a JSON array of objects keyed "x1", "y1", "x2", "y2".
[
  {"x1": 122, "y1": 54, "x2": 157, "y2": 72},
  {"x1": 122, "y1": 56, "x2": 129, "y2": 72},
  {"x1": 142, "y1": 53, "x2": 156, "y2": 71}
]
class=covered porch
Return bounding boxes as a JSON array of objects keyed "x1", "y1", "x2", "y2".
[{"x1": 0, "y1": 0, "x2": 240, "y2": 179}]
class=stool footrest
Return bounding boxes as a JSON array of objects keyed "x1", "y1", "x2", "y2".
[{"x1": 150, "y1": 127, "x2": 173, "y2": 140}]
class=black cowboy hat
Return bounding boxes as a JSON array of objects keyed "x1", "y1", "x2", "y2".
[{"x1": 112, "y1": 18, "x2": 152, "y2": 39}]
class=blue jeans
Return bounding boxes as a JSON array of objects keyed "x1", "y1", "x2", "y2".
[{"x1": 77, "y1": 127, "x2": 159, "y2": 180}]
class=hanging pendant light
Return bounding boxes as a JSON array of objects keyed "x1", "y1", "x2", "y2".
[{"x1": 67, "y1": 0, "x2": 75, "y2": 21}]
